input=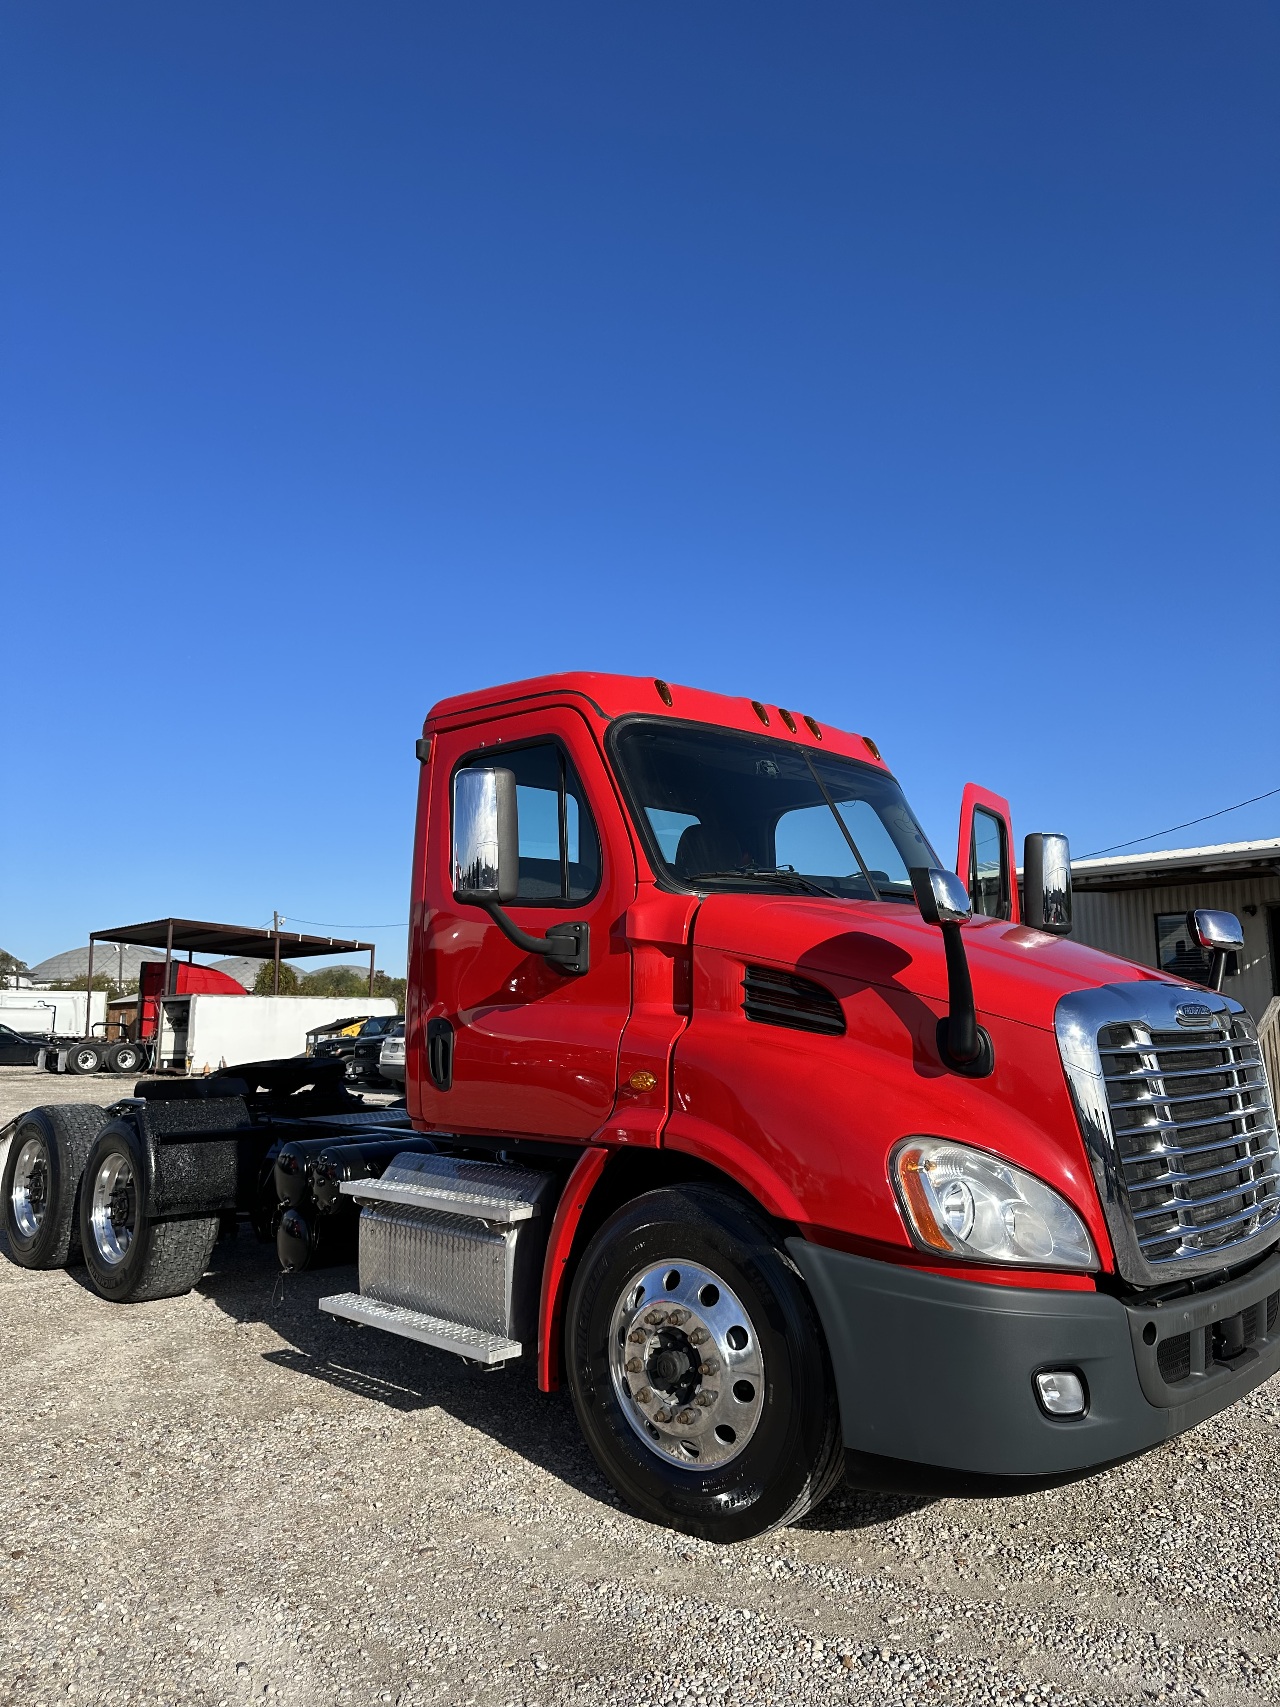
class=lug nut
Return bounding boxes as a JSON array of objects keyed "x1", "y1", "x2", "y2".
[
  {"x1": 698, "y1": 1358, "x2": 719, "y2": 1376},
  {"x1": 667, "y1": 1308, "x2": 689, "y2": 1326},
  {"x1": 676, "y1": 1408, "x2": 697, "y2": 1426},
  {"x1": 654, "y1": 1409, "x2": 672, "y2": 1424},
  {"x1": 625, "y1": 1356, "x2": 642, "y2": 1373},
  {"x1": 643, "y1": 1309, "x2": 668, "y2": 1326},
  {"x1": 689, "y1": 1327, "x2": 709, "y2": 1345},
  {"x1": 628, "y1": 1329, "x2": 648, "y2": 1345},
  {"x1": 635, "y1": 1386, "x2": 653, "y2": 1403},
  {"x1": 695, "y1": 1391, "x2": 717, "y2": 1407}
]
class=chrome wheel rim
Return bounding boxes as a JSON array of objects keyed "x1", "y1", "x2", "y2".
[
  {"x1": 115, "y1": 1049, "x2": 139, "y2": 1071},
  {"x1": 11, "y1": 1138, "x2": 49, "y2": 1239},
  {"x1": 89, "y1": 1153, "x2": 137, "y2": 1265},
  {"x1": 608, "y1": 1259, "x2": 766, "y2": 1468},
  {"x1": 73, "y1": 1048, "x2": 98, "y2": 1072}
]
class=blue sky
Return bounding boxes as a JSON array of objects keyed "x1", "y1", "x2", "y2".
[{"x1": 4, "y1": 3, "x2": 1277, "y2": 974}]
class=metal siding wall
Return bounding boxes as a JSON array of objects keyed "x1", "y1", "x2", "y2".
[{"x1": 1070, "y1": 876, "x2": 1280, "y2": 1019}]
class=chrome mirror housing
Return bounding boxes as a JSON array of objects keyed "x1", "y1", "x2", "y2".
[
  {"x1": 1187, "y1": 909, "x2": 1244, "y2": 992},
  {"x1": 1188, "y1": 909, "x2": 1244, "y2": 953},
  {"x1": 1023, "y1": 833, "x2": 1072, "y2": 935},
  {"x1": 910, "y1": 867, "x2": 973, "y2": 926},
  {"x1": 452, "y1": 767, "x2": 518, "y2": 905}
]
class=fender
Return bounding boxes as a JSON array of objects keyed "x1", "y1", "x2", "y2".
[
  {"x1": 537, "y1": 1145, "x2": 609, "y2": 1391},
  {"x1": 662, "y1": 1112, "x2": 809, "y2": 1225}
]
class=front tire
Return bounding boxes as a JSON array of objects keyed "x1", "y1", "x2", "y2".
[
  {"x1": 1, "y1": 1105, "x2": 105, "y2": 1268},
  {"x1": 79, "y1": 1122, "x2": 219, "y2": 1302},
  {"x1": 565, "y1": 1184, "x2": 843, "y2": 1543}
]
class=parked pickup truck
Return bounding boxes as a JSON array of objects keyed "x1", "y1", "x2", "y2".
[{"x1": 3, "y1": 672, "x2": 1277, "y2": 1543}]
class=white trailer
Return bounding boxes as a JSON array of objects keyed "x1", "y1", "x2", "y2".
[
  {"x1": 154, "y1": 993, "x2": 398, "y2": 1074},
  {"x1": 0, "y1": 989, "x2": 107, "y2": 1037}
]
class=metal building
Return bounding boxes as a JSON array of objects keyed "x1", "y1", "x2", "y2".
[{"x1": 1069, "y1": 838, "x2": 1280, "y2": 1020}]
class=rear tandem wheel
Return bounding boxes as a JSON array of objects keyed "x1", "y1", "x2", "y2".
[{"x1": 78, "y1": 1121, "x2": 220, "y2": 1303}]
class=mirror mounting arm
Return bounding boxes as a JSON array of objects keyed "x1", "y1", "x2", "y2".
[
  {"x1": 910, "y1": 867, "x2": 995, "y2": 1079},
  {"x1": 480, "y1": 902, "x2": 591, "y2": 977}
]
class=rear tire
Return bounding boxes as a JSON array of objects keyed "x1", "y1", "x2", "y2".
[
  {"x1": 1, "y1": 1105, "x2": 106, "y2": 1268},
  {"x1": 79, "y1": 1122, "x2": 219, "y2": 1302},
  {"x1": 65, "y1": 1042, "x2": 103, "y2": 1076},
  {"x1": 565, "y1": 1184, "x2": 844, "y2": 1543},
  {"x1": 106, "y1": 1041, "x2": 143, "y2": 1075}
]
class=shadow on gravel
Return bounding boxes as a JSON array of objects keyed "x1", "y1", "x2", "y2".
[{"x1": 199, "y1": 1230, "x2": 613, "y2": 1508}]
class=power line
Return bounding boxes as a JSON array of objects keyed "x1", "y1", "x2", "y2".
[
  {"x1": 1081, "y1": 785, "x2": 1280, "y2": 859},
  {"x1": 285, "y1": 915, "x2": 409, "y2": 931}
]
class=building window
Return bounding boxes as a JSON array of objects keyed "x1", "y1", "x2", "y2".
[{"x1": 1154, "y1": 913, "x2": 1237, "y2": 984}]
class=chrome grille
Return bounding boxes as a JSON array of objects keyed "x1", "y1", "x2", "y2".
[
  {"x1": 1056, "y1": 984, "x2": 1280, "y2": 1285},
  {"x1": 1098, "y1": 1019, "x2": 1280, "y2": 1266}
]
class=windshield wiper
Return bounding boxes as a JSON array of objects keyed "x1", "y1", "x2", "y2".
[{"x1": 686, "y1": 867, "x2": 841, "y2": 899}]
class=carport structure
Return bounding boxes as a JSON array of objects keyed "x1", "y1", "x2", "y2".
[{"x1": 85, "y1": 918, "x2": 377, "y2": 998}]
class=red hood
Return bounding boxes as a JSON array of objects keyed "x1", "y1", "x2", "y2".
[{"x1": 692, "y1": 893, "x2": 1177, "y2": 1031}]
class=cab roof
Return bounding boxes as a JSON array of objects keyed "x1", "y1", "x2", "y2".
[{"x1": 423, "y1": 672, "x2": 888, "y2": 769}]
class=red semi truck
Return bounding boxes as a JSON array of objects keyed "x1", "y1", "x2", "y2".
[{"x1": 4, "y1": 672, "x2": 1278, "y2": 1542}]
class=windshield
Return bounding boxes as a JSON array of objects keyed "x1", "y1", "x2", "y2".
[{"x1": 612, "y1": 720, "x2": 940, "y2": 902}]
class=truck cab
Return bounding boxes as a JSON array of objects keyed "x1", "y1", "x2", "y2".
[{"x1": 394, "y1": 671, "x2": 1280, "y2": 1537}]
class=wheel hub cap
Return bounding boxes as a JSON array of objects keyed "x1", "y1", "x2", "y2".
[
  {"x1": 608, "y1": 1260, "x2": 765, "y2": 1467},
  {"x1": 89, "y1": 1154, "x2": 136, "y2": 1265},
  {"x1": 11, "y1": 1139, "x2": 49, "y2": 1239}
]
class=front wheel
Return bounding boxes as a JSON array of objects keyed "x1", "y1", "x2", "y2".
[
  {"x1": 79, "y1": 1122, "x2": 219, "y2": 1302},
  {"x1": 565, "y1": 1184, "x2": 843, "y2": 1543}
]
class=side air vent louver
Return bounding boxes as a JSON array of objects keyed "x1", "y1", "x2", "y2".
[{"x1": 742, "y1": 966, "x2": 845, "y2": 1036}]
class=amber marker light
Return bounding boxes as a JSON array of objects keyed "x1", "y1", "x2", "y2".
[
  {"x1": 893, "y1": 1144, "x2": 953, "y2": 1252},
  {"x1": 862, "y1": 736, "x2": 882, "y2": 760}
]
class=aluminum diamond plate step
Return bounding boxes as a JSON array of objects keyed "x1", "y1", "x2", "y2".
[
  {"x1": 340, "y1": 1150, "x2": 549, "y2": 1223},
  {"x1": 319, "y1": 1291, "x2": 523, "y2": 1363}
]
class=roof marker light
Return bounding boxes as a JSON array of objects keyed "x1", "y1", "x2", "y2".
[
  {"x1": 751, "y1": 701, "x2": 770, "y2": 726},
  {"x1": 863, "y1": 736, "x2": 882, "y2": 760},
  {"x1": 803, "y1": 715, "x2": 822, "y2": 739},
  {"x1": 654, "y1": 679, "x2": 674, "y2": 707},
  {"x1": 778, "y1": 709, "x2": 797, "y2": 733}
]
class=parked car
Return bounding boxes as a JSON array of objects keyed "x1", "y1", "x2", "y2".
[
  {"x1": 378, "y1": 1022, "x2": 406, "y2": 1084},
  {"x1": 0, "y1": 1023, "x2": 45, "y2": 1066},
  {"x1": 308, "y1": 1015, "x2": 382, "y2": 1066},
  {"x1": 349, "y1": 1016, "x2": 402, "y2": 1083}
]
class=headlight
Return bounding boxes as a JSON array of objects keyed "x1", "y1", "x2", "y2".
[{"x1": 890, "y1": 1137, "x2": 1097, "y2": 1271}]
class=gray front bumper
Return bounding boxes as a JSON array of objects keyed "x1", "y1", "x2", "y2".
[{"x1": 787, "y1": 1239, "x2": 1280, "y2": 1479}]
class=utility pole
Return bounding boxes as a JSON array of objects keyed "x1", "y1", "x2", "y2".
[{"x1": 272, "y1": 910, "x2": 281, "y2": 996}]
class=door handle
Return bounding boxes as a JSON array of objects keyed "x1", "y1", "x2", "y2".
[{"x1": 426, "y1": 1018, "x2": 454, "y2": 1091}]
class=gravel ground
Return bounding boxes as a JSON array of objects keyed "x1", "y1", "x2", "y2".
[{"x1": 3, "y1": 1069, "x2": 1280, "y2": 1707}]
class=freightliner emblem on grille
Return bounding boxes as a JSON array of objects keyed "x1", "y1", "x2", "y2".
[{"x1": 1175, "y1": 1002, "x2": 1215, "y2": 1026}]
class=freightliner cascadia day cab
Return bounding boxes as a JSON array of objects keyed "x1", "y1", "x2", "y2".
[{"x1": 4, "y1": 672, "x2": 1278, "y2": 1543}]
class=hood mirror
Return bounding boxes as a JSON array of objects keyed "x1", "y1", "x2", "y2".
[
  {"x1": 1023, "y1": 834, "x2": 1072, "y2": 935},
  {"x1": 910, "y1": 867, "x2": 993, "y2": 1077},
  {"x1": 1187, "y1": 909, "x2": 1243, "y2": 992}
]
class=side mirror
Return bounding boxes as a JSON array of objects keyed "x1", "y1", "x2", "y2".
[
  {"x1": 1187, "y1": 909, "x2": 1243, "y2": 993},
  {"x1": 452, "y1": 767, "x2": 518, "y2": 905},
  {"x1": 909, "y1": 867, "x2": 992, "y2": 1076},
  {"x1": 449, "y1": 764, "x2": 590, "y2": 976},
  {"x1": 1023, "y1": 834, "x2": 1072, "y2": 935}
]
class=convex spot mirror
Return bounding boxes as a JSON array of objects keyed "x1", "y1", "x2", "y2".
[
  {"x1": 452, "y1": 766, "x2": 518, "y2": 905},
  {"x1": 911, "y1": 867, "x2": 973, "y2": 926},
  {"x1": 1023, "y1": 833, "x2": 1072, "y2": 935}
]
